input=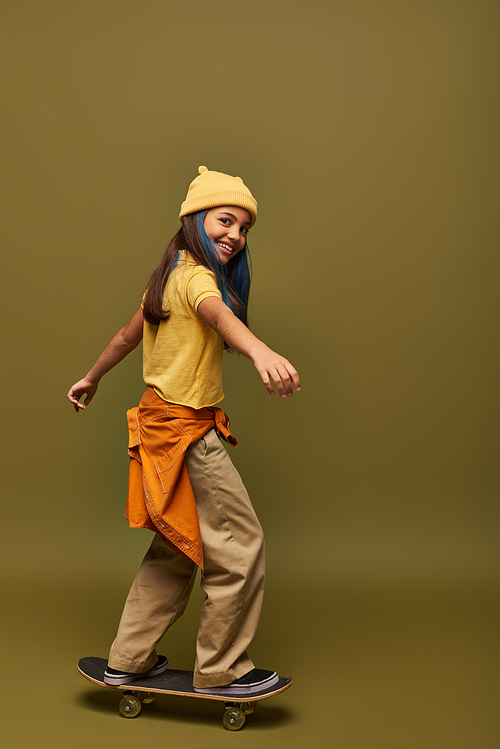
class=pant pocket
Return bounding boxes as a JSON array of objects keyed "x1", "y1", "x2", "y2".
[{"x1": 200, "y1": 436, "x2": 209, "y2": 457}]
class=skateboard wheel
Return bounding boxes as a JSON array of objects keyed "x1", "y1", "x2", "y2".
[
  {"x1": 119, "y1": 695, "x2": 142, "y2": 718},
  {"x1": 240, "y1": 702, "x2": 255, "y2": 715},
  {"x1": 222, "y1": 707, "x2": 246, "y2": 731}
]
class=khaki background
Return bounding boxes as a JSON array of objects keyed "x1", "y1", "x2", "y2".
[{"x1": 1, "y1": 1, "x2": 499, "y2": 747}]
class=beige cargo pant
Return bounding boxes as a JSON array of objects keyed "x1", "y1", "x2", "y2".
[{"x1": 108, "y1": 427, "x2": 265, "y2": 688}]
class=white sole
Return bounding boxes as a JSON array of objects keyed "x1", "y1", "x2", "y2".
[{"x1": 194, "y1": 673, "x2": 279, "y2": 695}]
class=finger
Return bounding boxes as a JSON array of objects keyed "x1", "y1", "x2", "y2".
[
  {"x1": 259, "y1": 369, "x2": 275, "y2": 395},
  {"x1": 274, "y1": 365, "x2": 301, "y2": 398},
  {"x1": 68, "y1": 391, "x2": 85, "y2": 411},
  {"x1": 284, "y1": 365, "x2": 301, "y2": 394},
  {"x1": 270, "y1": 370, "x2": 287, "y2": 399},
  {"x1": 275, "y1": 364, "x2": 297, "y2": 397},
  {"x1": 280, "y1": 370, "x2": 295, "y2": 397},
  {"x1": 274, "y1": 362, "x2": 300, "y2": 396}
]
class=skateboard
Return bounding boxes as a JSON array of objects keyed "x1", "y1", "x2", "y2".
[{"x1": 77, "y1": 656, "x2": 292, "y2": 731}]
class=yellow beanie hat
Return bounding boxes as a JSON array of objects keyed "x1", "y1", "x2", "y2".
[{"x1": 179, "y1": 166, "x2": 258, "y2": 227}]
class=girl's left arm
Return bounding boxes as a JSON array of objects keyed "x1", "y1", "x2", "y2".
[
  {"x1": 197, "y1": 297, "x2": 301, "y2": 398},
  {"x1": 67, "y1": 307, "x2": 144, "y2": 412}
]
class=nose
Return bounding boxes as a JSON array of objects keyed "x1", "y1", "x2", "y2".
[{"x1": 227, "y1": 224, "x2": 241, "y2": 242}]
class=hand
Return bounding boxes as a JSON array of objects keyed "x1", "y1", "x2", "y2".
[
  {"x1": 252, "y1": 346, "x2": 301, "y2": 398},
  {"x1": 67, "y1": 377, "x2": 98, "y2": 413}
]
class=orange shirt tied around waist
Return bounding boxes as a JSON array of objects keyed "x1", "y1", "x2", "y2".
[{"x1": 125, "y1": 387, "x2": 238, "y2": 571}]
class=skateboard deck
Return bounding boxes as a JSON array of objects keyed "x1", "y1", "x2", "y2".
[{"x1": 78, "y1": 656, "x2": 292, "y2": 730}]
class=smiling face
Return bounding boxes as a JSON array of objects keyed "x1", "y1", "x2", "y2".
[{"x1": 203, "y1": 206, "x2": 251, "y2": 265}]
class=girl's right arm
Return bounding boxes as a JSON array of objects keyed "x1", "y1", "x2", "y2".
[
  {"x1": 197, "y1": 297, "x2": 301, "y2": 398},
  {"x1": 67, "y1": 307, "x2": 144, "y2": 412}
]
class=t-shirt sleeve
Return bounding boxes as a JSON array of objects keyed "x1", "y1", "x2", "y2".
[{"x1": 186, "y1": 268, "x2": 222, "y2": 312}]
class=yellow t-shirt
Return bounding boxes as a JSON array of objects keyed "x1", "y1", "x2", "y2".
[{"x1": 143, "y1": 252, "x2": 224, "y2": 408}]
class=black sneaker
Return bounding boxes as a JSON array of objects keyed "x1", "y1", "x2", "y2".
[
  {"x1": 193, "y1": 668, "x2": 279, "y2": 695},
  {"x1": 103, "y1": 655, "x2": 169, "y2": 685}
]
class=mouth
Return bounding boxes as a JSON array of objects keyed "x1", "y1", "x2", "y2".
[{"x1": 216, "y1": 242, "x2": 233, "y2": 256}]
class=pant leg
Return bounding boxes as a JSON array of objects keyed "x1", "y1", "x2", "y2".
[
  {"x1": 108, "y1": 426, "x2": 265, "y2": 681},
  {"x1": 184, "y1": 428, "x2": 266, "y2": 688},
  {"x1": 107, "y1": 533, "x2": 197, "y2": 672}
]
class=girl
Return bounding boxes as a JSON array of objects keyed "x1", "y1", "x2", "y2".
[{"x1": 67, "y1": 166, "x2": 301, "y2": 696}]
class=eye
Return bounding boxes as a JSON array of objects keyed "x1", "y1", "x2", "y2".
[
  {"x1": 219, "y1": 218, "x2": 231, "y2": 225},
  {"x1": 241, "y1": 227, "x2": 249, "y2": 235}
]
